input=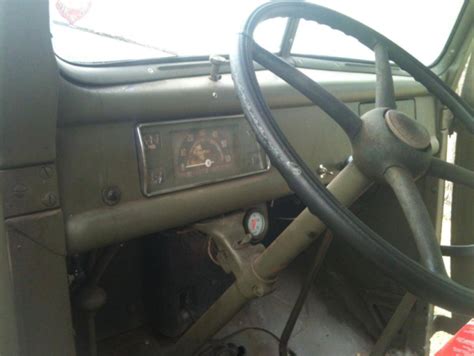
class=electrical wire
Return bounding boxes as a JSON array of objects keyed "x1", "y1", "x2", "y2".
[
  {"x1": 196, "y1": 327, "x2": 296, "y2": 355},
  {"x1": 207, "y1": 238, "x2": 221, "y2": 266}
]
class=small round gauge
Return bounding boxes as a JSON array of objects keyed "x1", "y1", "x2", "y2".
[{"x1": 245, "y1": 210, "x2": 267, "y2": 240}]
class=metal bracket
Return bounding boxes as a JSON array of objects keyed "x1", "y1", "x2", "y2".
[
  {"x1": 209, "y1": 55, "x2": 227, "y2": 82},
  {"x1": 194, "y1": 212, "x2": 276, "y2": 299},
  {"x1": 441, "y1": 107, "x2": 455, "y2": 135},
  {"x1": 0, "y1": 164, "x2": 60, "y2": 218}
]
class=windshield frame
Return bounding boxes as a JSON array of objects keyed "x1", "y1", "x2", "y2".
[
  {"x1": 54, "y1": 0, "x2": 471, "y2": 86},
  {"x1": 282, "y1": 0, "x2": 468, "y2": 68}
]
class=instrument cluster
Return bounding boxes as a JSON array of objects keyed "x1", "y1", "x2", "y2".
[{"x1": 137, "y1": 116, "x2": 270, "y2": 196}]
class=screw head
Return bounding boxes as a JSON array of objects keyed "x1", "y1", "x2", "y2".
[
  {"x1": 253, "y1": 285, "x2": 265, "y2": 297},
  {"x1": 39, "y1": 166, "x2": 53, "y2": 179},
  {"x1": 102, "y1": 186, "x2": 121, "y2": 206},
  {"x1": 41, "y1": 192, "x2": 58, "y2": 207},
  {"x1": 13, "y1": 184, "x2": 28, "y2": 198}
]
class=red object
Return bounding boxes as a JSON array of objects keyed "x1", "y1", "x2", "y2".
[
  {"x1": 56, "y1": 0, "x2": 92, "y2": 25},
  {"x1": 251, "y1": 218, "x2": 257, "y2": 230},
  {"x1": 436, "y1": 319, "x2": 474, "y2": 355}
]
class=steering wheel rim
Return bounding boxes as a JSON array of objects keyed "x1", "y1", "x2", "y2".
[{"x1": 230, "y1": 1, "x2": 474, "y2": 315}]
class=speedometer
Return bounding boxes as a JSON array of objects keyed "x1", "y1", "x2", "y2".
[
  {"x1": 136, "y1": 115, "x2": 270, "y2": 197},
  {"x1": 176, "y1": 128, "x2": 234, "y2": 178}
]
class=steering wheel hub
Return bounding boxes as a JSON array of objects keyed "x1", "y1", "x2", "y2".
[
  {"x1": 352, "y1": 108, "x2": 432, "y2": 181},
  {"x1": 385, "y1": 109, "x2": 431, "y2": 150}
]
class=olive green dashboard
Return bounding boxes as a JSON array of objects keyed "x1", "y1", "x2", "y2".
[{"x1": 57, "y1": 70, "x2": 433, "y2": 253}]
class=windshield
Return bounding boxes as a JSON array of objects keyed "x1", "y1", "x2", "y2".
[{"x1": 50, "y1": 0, "x2": 465, "y2": 66}]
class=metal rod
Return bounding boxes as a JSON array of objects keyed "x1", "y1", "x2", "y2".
[
  {"x1": 374, "y1": 42, "x2": 396, "y2": 109},
  {"x1": 441, "y1": 244, "x2": 474, "y2": 257},
  {"x1": 170, "y1": 283, "x2": 250, "y2": 355},
  {"x1": 172, "y1": 163, "x2": 371, "y2": 355},
  {"x1": 279, "y1": 17, "x2": 300, "y2": 58},
  {"x1": 89, "y1": 244, "x2": 121, "y2": 286},
  {"x1": 429, "y1": 157, "x2": 474, "y2": 190},
  {"x1": 384, "y1": 166, "x2": 447, "y2": 276},
  {"x1": 279, "y1": 231, "x2": 333, "y2": 356},
  {"x1": 79, "y1": 245, "x2": 120, "y2": 356},
  {"x1": 255, "y1": 162, "x2": 371, "y2": 280},
  {"x1": 87, "y1": 312, "x2": 98, "y2": 356},
  {"x1": 370, "y1": 293, "x2": 417, "y2": 356}
]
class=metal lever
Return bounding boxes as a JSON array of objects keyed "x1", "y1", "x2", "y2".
[{"x1": 209, "y1": 55, "x2": 227, "y2": 81}]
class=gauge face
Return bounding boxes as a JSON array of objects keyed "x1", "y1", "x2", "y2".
[
  {"x1": 175, "y1": 128, "x2": 234, "y2": 178},
  {"x1": 137, "y1": 116, "x2": 270, "y2": 197},
  {"x1": 246, "y1": 211, "x2": 266, "y2": 238}
]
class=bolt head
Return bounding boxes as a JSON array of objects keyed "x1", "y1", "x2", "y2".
[
  {"x1": 39, "y1": 166, "x2": 53, "y2": 179},
  {"x1": 41, "y1": 192, "x2": 58, "y2": 207},
  {"x1": 253, "y1": 285, "x2": 265, "y2": 297},
  {"x1": 102, "y1": 186, "x2": 121, "y2": 206},
  {"x1": 209, "y1": 54, "x2": 227, "y2": 65}
]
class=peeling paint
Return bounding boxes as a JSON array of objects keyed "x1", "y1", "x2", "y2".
[{"x1": 286, "y1": 161, "x2": 302, "y2": 176}]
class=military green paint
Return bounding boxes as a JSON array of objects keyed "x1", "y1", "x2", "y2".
[
  {"x1": 452, "y1": 51, "x2": 474, "y2": 323},
  {"x1": 59, "y1": 105, "x2": 354, "y2": 253},
  {"x1": 0, "y1": 164, "x2": 60, "y2": 218},
  {"x1": 172, "y1": 162, "x2": 371, "y2": 355},
  {"x1": 0, "y1": 2, "x2": 58, "y2": 169},
  {"x1": 0, "y1": 190, "x2": 20, "y2": 356},
  {"x1": 0, "y1": 1, "x2": 76, "y2": 355}
]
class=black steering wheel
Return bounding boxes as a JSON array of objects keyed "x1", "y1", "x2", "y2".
[{"x1": 230, "y1": 2, "x2": 474, "y2": 314}]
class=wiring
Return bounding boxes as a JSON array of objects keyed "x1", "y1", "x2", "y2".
[{"x1": 196, "y1": 327, "x2": 296, "y2": 355}]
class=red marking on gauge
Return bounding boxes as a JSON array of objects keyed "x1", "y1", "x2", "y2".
[
  {"x1": 251, "y1": 218, "x2": 257, "y2": 230},
  {"x1": 246, "y1": 211, "x2": 266, "y2": 238}
]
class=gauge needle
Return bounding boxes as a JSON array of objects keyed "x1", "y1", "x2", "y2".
[{"x1": 186, "y1": 158, "x2": 215, "y2": 169}]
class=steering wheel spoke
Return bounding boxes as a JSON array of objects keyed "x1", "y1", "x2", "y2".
[
  {"x1": 384, "y1": 166, "x2": 447, "y2": 276},
  {"x1": 374, "y1": 42, "x2": 396, "y2": 109},
  {"x1": 230, "y1": 1, "x2": 474, "y2": 316},
  {"x1": 252, "y1": 42, "x2": 362, "y2": 139},
  {"x1": 429, "y1": 157, "x2": 474, "y2": 189}
]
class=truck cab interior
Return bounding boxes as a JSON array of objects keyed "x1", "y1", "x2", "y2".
[{"x1": 0, "y1": 1, "x2": 473, "y2": 355}]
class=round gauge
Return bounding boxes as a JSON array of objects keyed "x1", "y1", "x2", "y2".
[
  {"x1": 176, "y1": 128, "x2": 234, "y2": 178},
  {"x1": 187, "y1": 139, "x2": 224, "y2": 168},
  {"x1": 245, "y1": 211, "x2": 267, "y2": 239}
]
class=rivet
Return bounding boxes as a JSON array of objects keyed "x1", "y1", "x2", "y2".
[
  {"x1": 253, "y1": 285, "x2": 264, "y2": 297},
  {"x1": 102, "y1": 186, "x2": 121, "y2": 206},
  {"x1": 13, "y1": 184, "x2": 28, "y2": 197},
  {"x1": 39, "y1": 166, "x2": 53, "y2": 179},
  {"x1": 41, "y1": 192, "x2": 58, "y2": 207}
]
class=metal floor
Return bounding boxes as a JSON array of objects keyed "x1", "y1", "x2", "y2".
[
  {"x1": 98, "y1": 254, "x2": 374, "y2": 356},
  {"x1": 211, "y1": 257, "x2": 373, "y2": 355}
]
